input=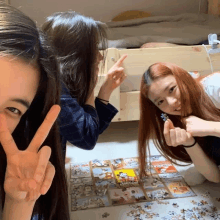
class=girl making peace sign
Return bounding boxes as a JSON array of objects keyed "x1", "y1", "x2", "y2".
[
  {"x1": 138, "y1": 62, "x2": 220, "y2": 184},
  {"x1": 0, "y1": 2, "x2": 69, "y2": 220}
]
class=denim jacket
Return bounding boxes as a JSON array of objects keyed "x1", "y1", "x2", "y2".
[{"x1": 58, "y1": 83, "x2": 118, "y2": 158}]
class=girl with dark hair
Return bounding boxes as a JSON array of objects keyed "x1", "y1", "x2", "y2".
[
  {"x1": 0, "y1": 2, "x2": 69, "y2": 220},
  {"x1": 138, "y1": 62, "x2": 220, "y2": 183},
  {"x1": 42, "y1": 11, "x2": 127, "y2": 159}
]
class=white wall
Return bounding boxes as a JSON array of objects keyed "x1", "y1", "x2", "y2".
[{"x1": 10, "y1": 0, "x2": 208, "y2": 26}]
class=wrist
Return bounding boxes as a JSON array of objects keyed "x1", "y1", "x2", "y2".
[
  {"x1": 183, "y1": 138, "x2": 196, "y2": 147},
  {"x1": 5, "y1": 194, "x2": 36, "y2": 205},
  {"x1": 184, "y1": 142, "x2": 199, "y2": 152},
  {"x1": 183, "y1": 139, "x2": 197, "y2": 148},
  {"x1": 3, "y1": 194, "x2": 36, "y2": 220},
  {"x1": 85, "y1": 90, "x2": 95, "y2": 107},
  {"x1": 209, "y1": 121, "x2": 220, "y2": 137},
  {"x1": 98, "y1": 87, "x2": 112, "y2": 101}
]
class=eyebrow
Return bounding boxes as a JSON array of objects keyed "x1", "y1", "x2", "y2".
[
  {"x1": 153, "y1": 83, "x2": 173, "y2": 103},
  {"x1": 10, "y1": 98, "x2": 30, "y2": 109}
]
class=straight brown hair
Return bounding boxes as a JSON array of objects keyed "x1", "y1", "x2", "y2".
[{"x1": 138, "y1": 62, "x2": 220, "y2": 179}]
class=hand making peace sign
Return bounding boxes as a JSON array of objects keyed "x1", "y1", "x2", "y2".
[
  {"x1": 0, "y1": 105, "x2": 61, "y2": 202},
  {"x1": 101, "y1": 54, "x2": 128, "y2": 92}
]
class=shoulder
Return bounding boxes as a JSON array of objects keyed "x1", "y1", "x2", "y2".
[
  {"x1": 201, "y1": 73, "x2": 220, "y2": 108},
  {"x1": 200, "y1": 72, "x2": 220, "y2": 87}
]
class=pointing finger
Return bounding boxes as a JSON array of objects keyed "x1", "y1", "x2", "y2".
[
  {"x1": 28, "y1": 105, "x2": 61, "y2": 153},
  {"x1": 115, "y1": 54, "x2": 127, "y2": 67}
]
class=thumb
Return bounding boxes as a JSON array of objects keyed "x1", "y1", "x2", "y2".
[
  {"x1": 167, "y1": 119, "x2": 175, "y2": 129},
  {"x1": 186, "y1": 131, "x2": 193, "y2": 139}
]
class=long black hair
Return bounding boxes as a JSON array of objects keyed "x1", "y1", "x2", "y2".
[
  {"x1": 42, "y1": 11, "x2": 107, "y2": 105},
  {"x1": 0, "y1": 2, "x2": 70, "y2": 220}
]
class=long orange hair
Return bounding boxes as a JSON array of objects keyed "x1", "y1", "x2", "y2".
[{"x1": 138, "y1": 62, "x2": 220, "y2": 179}]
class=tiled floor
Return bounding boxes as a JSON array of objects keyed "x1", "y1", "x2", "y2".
[{"x1": 65, "y1": 121, "x2": 220, "y2": 220}]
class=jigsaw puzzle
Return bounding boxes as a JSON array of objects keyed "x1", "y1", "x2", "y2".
[{"x1": 70, "y1": 156, "x2": 196, "y2": 212}]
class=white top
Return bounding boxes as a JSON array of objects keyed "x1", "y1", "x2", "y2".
[{"x1": 201, "y1": 72, "x2": 220, "y2": 109}]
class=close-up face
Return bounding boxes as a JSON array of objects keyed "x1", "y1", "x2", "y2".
[
  {"x1": 0, "y1": 56, "x2": 40, "y2": 133},
  {"x1": 148, "y1": 75, "x2": 182, "y2": 115}
]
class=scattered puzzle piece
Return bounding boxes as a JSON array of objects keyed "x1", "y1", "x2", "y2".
[
  {"x1": 201, "y1": 191, "x2": 210, "y2": 198},
  {"x1": 102, "y1": 212, "x2": 110, "y2": 218},
  {"x1": 172, "y1": 203, "x2": 179, "y2": 208}
]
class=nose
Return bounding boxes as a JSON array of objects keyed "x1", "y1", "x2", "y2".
[{"x1": 167, "y1": 97, "x2": 178, "y2": 108}]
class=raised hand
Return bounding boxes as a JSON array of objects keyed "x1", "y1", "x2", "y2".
[
  {"x1": 1, "y1": 105, "x2": 60, "y2": 202},
  {"x1": 106, "y1": 54, "x2": 127, "y2": 90},
  {"x1": 163, "y1": 119, "x2": 195, "y2": 147},
  {"x1": 98, "y1": 54, "x2": 127, "y2": 102}
]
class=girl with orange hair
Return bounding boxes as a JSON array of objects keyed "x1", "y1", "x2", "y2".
[{"x1": 138, "y1": 62, "x2": 220, "y2": 183}]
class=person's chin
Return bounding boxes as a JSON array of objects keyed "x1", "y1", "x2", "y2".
[{"x1": 170, "y1": 111, "x2": 181, "y2": 116}]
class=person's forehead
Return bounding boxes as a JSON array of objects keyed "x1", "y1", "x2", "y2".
[
  {"x1": 148, "y1": 75, "x2": 176, "y2": 99},
  {"x1": 0, "y1": 56, "x2": 40, "y2": 102}
]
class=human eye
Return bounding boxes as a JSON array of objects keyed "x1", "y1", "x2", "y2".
[
  {"x1": 6, "y1": 107, "x2": 22, "y2": 116},
  {"x1": 169, "y1": 86, "x2": 176, "y2": 93},
  {"x1": 158, "y1": 100, "x2": 164, "y2": 106}
]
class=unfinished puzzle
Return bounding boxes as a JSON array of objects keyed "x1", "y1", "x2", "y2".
[{"x1": 69, "y1": 155, "x2": 196, "y2": 212}]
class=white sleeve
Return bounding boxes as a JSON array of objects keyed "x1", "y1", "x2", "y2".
[{"x1": 202, "y1": 73, "x2": 220, "y2": 109}]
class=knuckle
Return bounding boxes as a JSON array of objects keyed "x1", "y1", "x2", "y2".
[
  {"x1": 40, "y1": 164, "x2": 47, "y2": 170},
  {"x1": 35, "y1": 170, "x2": 44, "y2": 178},
  {"x1": 43, "y1": 179, "x2": 52, "y2": 188},
  {"x1": 5, "y1": 137, "x2": 14, "y2": 146}
]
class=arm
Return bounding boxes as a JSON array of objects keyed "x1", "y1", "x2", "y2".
[
  {"x1": 59, "y1": 85, "x2": 99, "y2": 150},
  {"x1": 164, "y1": 119, "x2": 220, "y2": 183},
  {"x1": 185, "y1": 143, "x2": 220, "y2": 183},
  {"x1": 209, "y1": 121, "x2": 220, "y2": 138},
  {"x1": 95, "y1": 98, "x2": 118, "y2": 134},
  {"x1": 85, "y1": 90, "x2": 95, "y2": 108},
  {"x1": 97, "y1": 86, "x2": 111, "y2": 103},
  {"x1": 3, "y1": 195, "x2": 35, "y2": 220},
  {"x1": 185, "y1": 116, "x2": 220, "y2": 138},
  {"x1": 97, "y1": 54, "x2": 127, "y2": 103}
]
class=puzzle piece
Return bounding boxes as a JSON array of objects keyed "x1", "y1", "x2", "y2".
[
  {"x1": 127, "y1": 204, "x2": 159, "y2": 219},
  {"x1": 102, "y1": 212, "x2": 110, "y2": 218},
  {"x1": 172, "y1": 203, "x2": 179, "y2": 208},
  {"x1": 70, "y1": 163, "x2": 91, "y2": 179},
  {"x1": 91, "y1": 159, "x2": 111, "y2": 168},
  {"x1": 201, "y1": 191, "x2": 210, "y2": 198}
]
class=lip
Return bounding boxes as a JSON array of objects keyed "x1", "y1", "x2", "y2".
[{"x1": 175, "y1": 106, "x2": 181, "y2": 111}]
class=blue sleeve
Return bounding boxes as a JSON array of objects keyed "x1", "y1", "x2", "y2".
[
  {"x1": 59, "y1": 84, "x2": 99, "y2": 150},
  {"x1": 95, "y1": 98, "x2": 118, "y2": 134}
]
